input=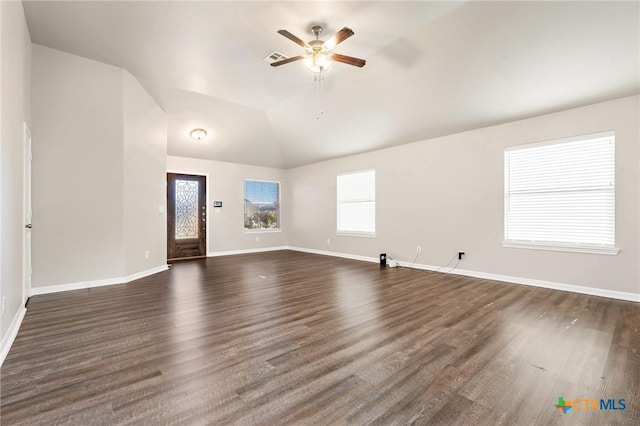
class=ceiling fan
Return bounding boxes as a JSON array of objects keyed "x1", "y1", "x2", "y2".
[{"x1": 271, "y1": 25, "x2": 366, "y2": 73}]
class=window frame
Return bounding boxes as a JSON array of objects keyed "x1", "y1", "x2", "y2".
[
  {"x1": 503, "y1": 131, "x2": 618, "y2": 255},
  {"x1": 336, "y1": 168, "x2": 376, "y2": 238},
  {"x1": 243, "y1": 178, "x2": 282, "y2": 233}
]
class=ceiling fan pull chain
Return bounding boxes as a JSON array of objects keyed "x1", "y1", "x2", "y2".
[
  {"x1": 315, "y1": 73, "x2": 324, "y2": 120},
  {"x1": 320, "y1": 75, "x2": 325, "y2": 118}
]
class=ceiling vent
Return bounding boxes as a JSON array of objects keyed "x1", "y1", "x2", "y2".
[{"x1": 264, "y1": 51, "x2": 288, "y2": 64}]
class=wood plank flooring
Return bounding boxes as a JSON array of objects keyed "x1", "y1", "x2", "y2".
[{"x1": 1, "y1": 250, "x2": 639, "y2": 425}]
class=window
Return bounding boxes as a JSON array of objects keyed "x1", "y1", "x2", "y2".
[
  {"x1": 337, "y1": 169, "x2": 375, "y2": 236},
  {"x1": 244, "y1": 179, "x2": 280, "y2": 231},
  {"x1": 504, "y1": 131, "x2": 616, "y2": 254}
]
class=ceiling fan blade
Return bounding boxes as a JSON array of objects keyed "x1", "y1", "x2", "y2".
[
  {"x1": 271, "y1": 55, "x2": 305, "y2": 67},
  {"x1": 324, "y1": 27, "x2": 355, "y2": 50},
  {"x1": 330, "y1": 53, "x2": 366, "y2": 68},
  {"x1": 277, "y1": 30, "x2": 307, "y2": 48}
]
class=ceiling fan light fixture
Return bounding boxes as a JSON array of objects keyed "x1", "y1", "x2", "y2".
[
  {"x1": 271, "y1": 25, "x2": 365, "y2": 72},
  {"x1": 304, "y1": 51, "x2": 331, "y2": 73},
  {"x1": 190, "y1": 128, "x2": 207, "y2": 141}
]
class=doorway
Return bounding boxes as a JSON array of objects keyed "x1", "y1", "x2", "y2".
[
  {"x1": 167, "y1": 173, "x2": 207, "y2": 260},
  {"x1": 23, "y1": 123, "x2": 32, "y2": 306}
]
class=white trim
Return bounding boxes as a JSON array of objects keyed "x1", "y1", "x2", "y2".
[
  {"x1": 243, "y1": 178, "x2": 282, "y2": 232},
  {"x1": 207, "y1": 246, "x2": 289, "y2": 257},
  {"x1": 336, "y1": 169, "x2": 376, "y2": 236},
  {"x1": 1, "y1": 306, "x2": 27, "y2": 367},
  {"x1": 395, "y1": 260, "x2": 442, "y2": 271},
  {"x1": 125, "y1": 265, "x2": 169, "y2": 282},
  {"x1": 502, "y1": 241, "x2": 619, "y2": 255},
  {"x1": 504, "y1": 132, "x2": 616, "y2": 248},
  {"x1": 5, "y1": 248, "x2": 636, "y2": 367},
  {"x1": 400, "y1": 261, "x2": 640, "y2": 302},
  {"x1": 505, "y1": 130, "x2": 615, "y2": 152},
  {"x1": 30, "y1": 265, "x2": 169, "y2": 296},
  {"x1": 449, "y1": 267, "x2": 639, "y2": 303},
  {"x1": 31, "y1": 276, "x2": 122, "y2": 295},
  {"x1": 287, "y1": 246, "x2": 379, "y2": 264},
  {"x1": 166, "y1": 169, "x2": 209, "y2": 176},
  {"x1": 287, "y1": 247, "x2": 639, "y2": 303},
  {"x1": 22, "y1": 122, "x2": 32, "y2": 306},
  {"x1": 336, "y1": 168, "x2": 376, "y2": 178},
  {"x1": 336, "y1": 231, "x2": 376, "y2": 238}
]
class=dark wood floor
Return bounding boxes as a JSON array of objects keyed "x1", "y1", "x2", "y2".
[{"x1": 1, "y1": 250, "x2": 638, "y2": 425}]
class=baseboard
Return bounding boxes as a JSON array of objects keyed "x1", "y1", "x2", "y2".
[
  {"x1": 207, "y1": 246, "x2": 289, "y2": 257},
  {"x1": 453, "y1": 268, "x2": 640, "y2": 302},
  {"x1": 397, "y1": 260, "x2": 640, "y2": 302},
  {"x1": 23, "y1": 247, "x2": 640, "y2": 302},
  {"x1": 289, "y1": 247, "x2": 640, "y2": 303},
  {"x1": 124, "y1": 265, "x2": 169, "y2": 282},
  {"x1": 0, "y1": 306, "x2": 27, "y2": 367},
  {"x1": 30, "y1": 264, "x2": 169, "y2": 296},
  {"x1": 287, "y1": 246, "x2": 379, "y2": 264},
  {"x1": 30, "y1": 276, "x2": 123, "y2": 295}
]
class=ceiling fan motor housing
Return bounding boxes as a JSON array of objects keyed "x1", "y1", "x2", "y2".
[
  {"x1": 308, "y1": 40, "x2": 326, "y2": 54},
  {"x1": 310, "y1": 25, "x2": 323, "y2": 37}
]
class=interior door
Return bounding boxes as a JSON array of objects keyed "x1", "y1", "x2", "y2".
[
  {"x1": 167, "y1": 173, "x2": 206, "y2": 260},
  {"x1": 23, "y1": 123, "x2": 32, "y2": 305}
]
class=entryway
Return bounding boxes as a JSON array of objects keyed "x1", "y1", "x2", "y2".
[{"x1": 166, "y1": 173, "x2": 206, "y2": 260}]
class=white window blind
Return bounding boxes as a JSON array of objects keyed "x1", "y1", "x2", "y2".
[
  {"x1": 504, "y1": 132, "x2": 616, "y2": 253},
  {"x1": 337, "y1": 169, "x2": 375, "y2": 236}
]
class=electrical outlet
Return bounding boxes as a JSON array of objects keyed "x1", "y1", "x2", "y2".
[
  {"x1": 458, "y1": 251, "x2": 465, "y2": 260},
  {"x1": 327, "y1": 238, "x2": 331, "y2": 245},
  {"x1": 256, "y1": 236, "x2": 260, "y2": 242},
  {"x1": 416, "y1": 246, "x2": 422, "y2": 254},
  {"x1": 145, "y1": 251, "x2": 150, "y2": 259}
]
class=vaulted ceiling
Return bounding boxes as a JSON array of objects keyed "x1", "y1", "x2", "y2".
[{"x1": 23, "y1": 1, "x2": 640, "y2": 168}]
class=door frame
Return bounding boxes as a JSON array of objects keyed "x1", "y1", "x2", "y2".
[
  {"x1": 22, "y1": 122, "x2": 32, "y2": 305},
  {"x1": 166, "y1": 170, "x2": 210, "y2": 259}
]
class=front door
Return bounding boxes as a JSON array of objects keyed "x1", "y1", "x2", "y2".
[{"x1": 167, "y1": 173, "x2": 206, "y2": 260}]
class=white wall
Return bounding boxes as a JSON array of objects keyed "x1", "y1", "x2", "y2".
[
  {"x1": 31, "y1": 45, "x2": 125, "y2": 287},
  {"x1": 1, "y1": 0, "x2": 31, "y2": 347},
  {"x1": 288, "y1": 95, "x2": 640, "y2": 297},
  {"x1": 167, "y1": 156, "x2": 289, "y2": 254},
  {"x1": 123, "y1": 72, "x2": 167, "y2": 275},
  {"x1": 31, "y1": 46, "x2": 167, "y2": 290}
]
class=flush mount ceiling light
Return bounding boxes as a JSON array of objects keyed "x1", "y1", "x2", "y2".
[
  {"x1": 270, "y1": 25, "x2": 366, "y2": 74},
  {"x1": 189, "y1": 128, "x2": 207, "y2": 141}
]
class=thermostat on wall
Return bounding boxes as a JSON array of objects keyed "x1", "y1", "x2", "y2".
[{"x1": 213, "y1": 201, "x2": 223, "y2": 207}]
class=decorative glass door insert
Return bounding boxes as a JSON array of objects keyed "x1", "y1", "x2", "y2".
[
  {"x1": 167, "y1": 173, "x2": 206, "y2": 259},
  {"x1": 175, "y1": 180, "x2": 199, "y2": 239}
]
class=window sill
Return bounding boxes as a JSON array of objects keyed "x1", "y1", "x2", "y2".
[
  {"x1": 244, "y1": 229, "x2": 282, "y2": 234},
  {"x1": 336, "y1": 231, "x2": 376, "y2": 238},
  {"x1": 502, "y1": 241, "x2": 619, "y2": 255}
]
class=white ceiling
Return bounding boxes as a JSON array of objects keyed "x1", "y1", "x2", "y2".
[{"x1": 23, "y1": 1, "x2": 640, "y2": 168}]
